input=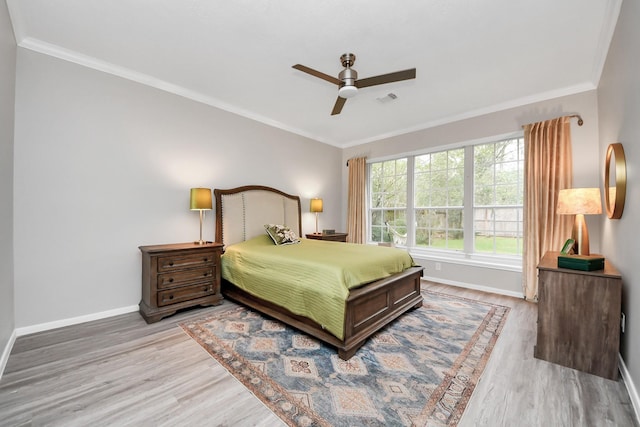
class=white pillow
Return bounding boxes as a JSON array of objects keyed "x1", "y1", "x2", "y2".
[{"x1": 264, "y1": 224, "x2": 300, "y2": 245}]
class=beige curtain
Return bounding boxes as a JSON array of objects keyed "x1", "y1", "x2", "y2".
[
  {"x1": 523, "y1": 117, "x2": 574, "y2": 300},
  {"x1": 347, "y1": 157, "x2": 367, "y2": 243}
]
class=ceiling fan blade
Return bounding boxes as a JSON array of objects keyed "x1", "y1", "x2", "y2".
[
  {"x1": 292, "y1": 64, "x2": 341, "y2": 86},
  {"x1": 331, "y1": 97, "x2": 347, "y2": 115},
  {"x1": 355, "y1": 68, "x2": 416, "y2": 89}
]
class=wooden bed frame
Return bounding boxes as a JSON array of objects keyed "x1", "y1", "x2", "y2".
[{"x1": 214, "y1": 185, "x2": 424, "y2": 359}]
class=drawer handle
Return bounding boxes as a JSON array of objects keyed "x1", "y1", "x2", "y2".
[
  {"x1": 203, "y1": 286, "x2": 208, "y2": 292},
  {"x1": 169, "y1": 262, "x2": 174, "y2": 267},
  {"x1": 203, "y1": 258, "x2": 209, "y2": 262},
  {"x1": 203, "y1": 272, "x2": 208, "y2": 277},
  {"x1": 169, "y1": 295, "x2": 174, "y2": 300},
  {"x1": 169, "y1": 278, "x2": 174, "y2": 283}
]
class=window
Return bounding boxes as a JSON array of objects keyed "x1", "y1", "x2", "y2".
[
  {"x1": 369, "y1": 159, "x2": 407, "y2": 244},
  {"x1": 368, "y1": 135, "x2": 524, "y2": 261},
  {"x1": 473, "y1": 139, "x2": 524, "y2": 255},
  {"x1": 414, "y1": 148, "x2": 464, "y2": 250}
]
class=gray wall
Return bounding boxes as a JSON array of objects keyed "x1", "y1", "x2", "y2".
[
  {"x1": 342, "y1": 90, "x2": 601, "y2": 296},
  {"x1": 597, "y1": 0, "x2": 640, "y2": 399},
  {"x1": 13, "y1": 49, "x2": 343, "y2": 328},
  {"x1": 0, "y1": 0, "x2": 16, "y2": 371}
]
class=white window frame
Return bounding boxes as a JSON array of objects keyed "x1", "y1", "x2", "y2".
[
  {"x1": 368, "y1": 158, "x2": 409, "y2": 245},
  {"x1": 366, "y1": 132, "x2": 523, "y2": 271},
  {"x1": 413, "y1": 148, "x2": 465, "y2": 251},
  {"x1": 472, "y1": 137, "x2": 524, "y2": 257}
]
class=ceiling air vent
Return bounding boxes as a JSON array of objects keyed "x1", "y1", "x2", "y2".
[{"x1": 376, "y1": 93, "x2": 398, "y2": 103}]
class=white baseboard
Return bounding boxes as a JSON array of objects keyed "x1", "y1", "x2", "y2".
[
  {"x1": 15, "y1": 305, "x2": 140, "y2": 337},
  {"x1": 421, "y1": 275, "x2": 524, "y2": 299},
  {"x1": 2, "y1": 305, "x2": 140, "y2": 379},
  {"x1": 0, "y1": 329, "x2": 17, "y2": 381},
  {"x1": 619, "y1": 354, "x2": 640, "y2": 423}
]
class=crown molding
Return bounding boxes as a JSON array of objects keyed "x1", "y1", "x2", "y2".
[
  {"x1": 17, "y1": 37, "x2": 341, "y2": 147},
  {"x1": 15, "y1": 22, "x2": 606, "y2": 150},
  {"x1": 5, "y1": 0, "x2": 25, "y2": 46},
  {"x1": 342, "y1": 82, "x2": 597, "y2": 148},
  {"x1": 590, "y1": 0, "x2": 623, "y2": 85}
]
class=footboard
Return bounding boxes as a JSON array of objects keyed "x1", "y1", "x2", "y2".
[
  {"x1": 222, "y1": 266, "x2": 424, "y2": 360},
  {"x1": 341, "y1": 266, "x2": 424, "y2": 358}
]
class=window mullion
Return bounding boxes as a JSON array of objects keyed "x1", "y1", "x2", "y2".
[
  {"x1": 365, "y1": 162, "x2": 371, "y2": 242},
  {"x1": 463, "y1": 145, "x2": 474, "y2": 254},
  {"x1": 406, "y1": 156, "x2": 415, "y2": 247}
]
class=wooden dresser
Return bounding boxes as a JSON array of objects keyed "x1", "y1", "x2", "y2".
[
  {"x1": 535, "y1": 251, "x2": 622, "y2": 380},
  {"x1": 139, "y1": 242, "x2": 223, "y2": 323}
]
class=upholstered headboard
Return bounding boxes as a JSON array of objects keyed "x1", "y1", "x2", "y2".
[{"x1": 214, "y1": 185, "x2": 302, "y2": 248}]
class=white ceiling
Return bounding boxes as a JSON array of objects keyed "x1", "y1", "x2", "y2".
[{"x1": 7, "y1": 0, "x2": 622, "y2": 147}]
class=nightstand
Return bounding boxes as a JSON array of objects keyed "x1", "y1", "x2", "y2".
[
  {"x1": 305, "y1": 232, "x2": 348, "y2": 242},
  {"x1": 535, "y1": 251, "x2": 622, "y2": 380},
  {"x1": 139, "y1": 242, "x2": 223, "y2": 323}
]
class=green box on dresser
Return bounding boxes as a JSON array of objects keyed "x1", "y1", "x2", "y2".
[
  {"x1": 139, "y1": 242, "x2": 223, "y2": 323},
  {"x1": 557, "y1": 254, "x2": 605, "y2": 271}
]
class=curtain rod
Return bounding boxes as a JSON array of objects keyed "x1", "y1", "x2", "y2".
[
  {"x1": 522, "y1": 114, "x2": 583, "y2": 129},
  {"x1": 567, "y1": 114, "x2": 584, "y2": 126},
  {"x1": 346, "y1": 157, "x2": 365, "y2": 167},
  {"x1": 570, "y1": 114, "x2": 584, "y2": 126},
  {"x1": 346, "y1": 157, "x2": 366, "y2": 167}
]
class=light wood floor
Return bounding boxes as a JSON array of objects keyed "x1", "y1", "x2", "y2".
[{"x1": 1, "y1": 282, "x2": 637, "y2": 426}]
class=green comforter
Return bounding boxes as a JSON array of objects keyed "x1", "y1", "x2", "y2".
[{"x1": 221, "y1": 234, "x2": 415, "y2": 340}]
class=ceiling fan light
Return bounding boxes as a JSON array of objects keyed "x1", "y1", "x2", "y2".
[{"x1": 338, "y1": 85, "x2": 358, "y2": 98}]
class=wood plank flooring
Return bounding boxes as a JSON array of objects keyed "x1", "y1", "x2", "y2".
[{"x1": 0, "y1": 282, "x2": 637, "y2": 426}]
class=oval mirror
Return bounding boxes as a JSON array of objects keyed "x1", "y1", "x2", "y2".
[{"x1": 604, "y1": 143, "x2": 626, "y2": 219}]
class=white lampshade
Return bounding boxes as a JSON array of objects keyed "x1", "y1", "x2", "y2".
[{"x1": 557, "y1": 188, "x2": 602, "y2": 215}]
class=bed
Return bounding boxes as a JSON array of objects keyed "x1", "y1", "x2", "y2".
[{"x1": 214, "y1": 185, "x2": 424, "y2": 359}]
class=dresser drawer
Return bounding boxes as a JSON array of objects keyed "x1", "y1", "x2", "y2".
[
  {"x1": 157, "y1": 266, "x2": 215, "y2": 289},
  {"x1": 157, "y1": 282, "x2": 215, "y2": 307},
  {"x1": 157, "y1": 252, "x2": 216, "y2": 272}
]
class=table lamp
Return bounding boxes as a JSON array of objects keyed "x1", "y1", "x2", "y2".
[
  {"x1": 556, "y1": 188, "x2": 602, "y2": 255},
  {"x1": 190, "y1": 188, "x2": 212, "y2": 245},
  {"x1": 310, "y1": 198, "x2": 323, "y2": 234}
]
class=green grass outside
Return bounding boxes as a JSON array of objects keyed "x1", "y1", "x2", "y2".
[{"x1": 417, "y1": 236, "x2": 522, "y2": 255}]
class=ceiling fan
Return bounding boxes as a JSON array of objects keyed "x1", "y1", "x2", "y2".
[{"x1": 292, "y1": 53, "x2": 417, "y2": 116}]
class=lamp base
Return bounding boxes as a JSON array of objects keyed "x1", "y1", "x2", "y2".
[
  {"x1": 572, "y1": 214, "x2": 590, "y2": 255},
  {"x1": 193, "y1": 210, "x2": 211, "y2": 246}
]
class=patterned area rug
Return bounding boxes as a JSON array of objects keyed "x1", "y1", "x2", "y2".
[{"x1": 181, "y1": 290, "x2": 510, "y2": 426}]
